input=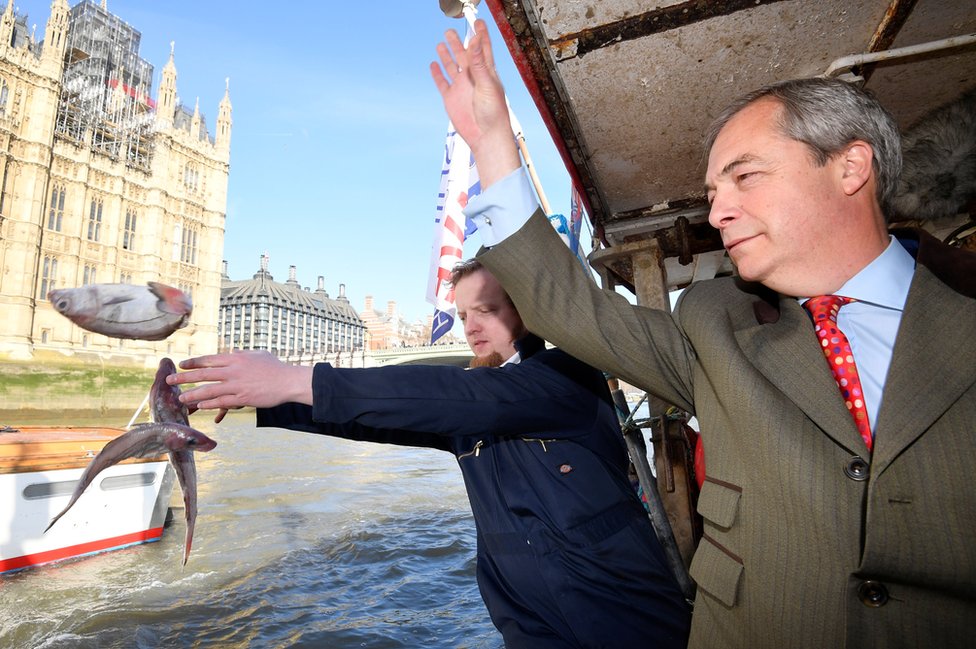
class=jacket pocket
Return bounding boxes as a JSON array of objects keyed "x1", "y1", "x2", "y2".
[
  {"x1": 696, "y1": 477, "x2": 741, "y2": 529},
  {"x1": 691, "y1": 478, "x2": 744, "y2": 606},
  {"x1": 690, "y1": 534, "x2": 743, "y2": 607}
]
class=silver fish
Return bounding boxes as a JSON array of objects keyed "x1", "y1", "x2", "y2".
[
  {"x1": 44, "y1": 422, "x2": 217, "y2": 536},
  {"x1": 150, "y1": 357, "x2": 207, "y2": 566},
  {"x1": 48, "y1": 282, "x2": 192, "y2": 341}
]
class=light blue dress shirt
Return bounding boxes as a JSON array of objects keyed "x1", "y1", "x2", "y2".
[
  {"x1": 801, "y1": 238, "x2": 915, "y2": 432},
  {"x1": 465, "y1": 167, "x2": 917, "y2": 434},
  {"x1": 465, "y1": 167, "x2": 537, "y2": 246}
]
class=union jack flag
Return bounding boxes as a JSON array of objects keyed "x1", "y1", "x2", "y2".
[{"x1": 426, "y1": 125, "x2": 481, "y2": 343}]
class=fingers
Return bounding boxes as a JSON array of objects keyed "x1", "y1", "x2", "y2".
[
  {"x1": 168, "y1": 367, "x2": 220, "y2": 385},
  {"x1": 430, "y1": 61, "x2": 449, "y2": 95},
  {"x1": 436, "y1": 41, "x2": 460, "y2": 78},
  {"x1": 475, "y1": 20, "x2": 495, "y2": 69},
  {"x1": 443, "y1": 28, "x2": 466, "y2": 69},
  {"x1": 467, "y1": 20, "x2": 493, "y2": 72},
  {"x1": 178, "y1": 354, "x2": 228, "y2": 370}
]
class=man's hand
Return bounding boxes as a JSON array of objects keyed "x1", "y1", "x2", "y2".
[
  {"x1": 431, "y1": 19, "x2": 521, "y2": 189},
  {"x1": 167, "y1": 350, "x2": 314, "y2": 421}
]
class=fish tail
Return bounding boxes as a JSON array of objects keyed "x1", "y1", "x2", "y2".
[{"x1": 148, "y1": 281, "x2": 193, "y2": 316}]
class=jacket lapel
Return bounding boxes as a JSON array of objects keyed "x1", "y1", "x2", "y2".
[
  {"x1": 872, "y1": 265, "x2": 976, "y2": 473},
  {"x1": 735, "y1": 295, "x2": 867, "y2": 454}
]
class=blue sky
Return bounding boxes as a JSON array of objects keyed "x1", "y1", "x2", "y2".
[{"x1": 18, "y1": 0, "x2": 572, "y2": 328}]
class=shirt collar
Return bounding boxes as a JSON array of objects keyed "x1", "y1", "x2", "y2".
[
  {"x1": 501, "y1": 351, "x2": 521, "y2": 367},
  {"x1": 834, "y1": 235, "x2": 915, "y2": 310}
]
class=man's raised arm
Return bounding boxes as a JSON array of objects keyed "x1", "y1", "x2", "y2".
[{"x1": 430, "y1": 19, "x2": 521, "y2": 191}]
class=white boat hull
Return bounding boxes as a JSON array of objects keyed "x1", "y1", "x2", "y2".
[{"x1": 1, "y1": 457, "x2": 175, "y2": 574}]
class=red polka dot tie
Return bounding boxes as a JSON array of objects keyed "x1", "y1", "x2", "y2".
[{"x1": 804, "y1": 295, "x2": 873, "y2": 451}]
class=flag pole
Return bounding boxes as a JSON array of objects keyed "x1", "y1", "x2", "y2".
[
  {"x1": 514, "y1": 132, "x2": 552, "y2": 215},
  {"x1": 456, "y1": 2, "x2": 553, "y2": 215}
]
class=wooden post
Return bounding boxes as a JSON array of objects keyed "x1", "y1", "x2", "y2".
[
  {"x1": 630, "y1": 242, "x2": 701, "y2": 570},
  {"x1": 592, "y1": 239, "x2": 697, "y2": 600}
]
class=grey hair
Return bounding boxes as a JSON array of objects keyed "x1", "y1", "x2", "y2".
[{"x1": 704, "y1": 78, "x2": 903, "y2": 217}]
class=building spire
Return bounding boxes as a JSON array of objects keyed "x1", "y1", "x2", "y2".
[
  {"x1": 156, "y1": 41, "x2": 178, "y2": 128},
  {"x1": 0, "y1": 0, "x2": 16, "y2": 51},
  {"x1": 190, "y1": 96, "x2": 201, "y2": 139},
  {"x1": 40, "y1": 0, "x2": 71, "y2": 69},
  {"x1": 216, "y1": 76, "x2": 233, "y2": 152}
]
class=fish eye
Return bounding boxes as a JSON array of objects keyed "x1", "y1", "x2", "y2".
[{"x1": 56, "y1": 299, "x2": 69, "y2": 310}]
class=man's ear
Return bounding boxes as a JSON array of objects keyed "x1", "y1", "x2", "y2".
[{"x1": 840, "y1": 140, "x2": 874, "y2": 196}]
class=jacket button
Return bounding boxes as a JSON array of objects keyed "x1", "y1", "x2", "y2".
[
  {"x1": 845, "y1": 456, "x2": 869, "y2": 481},
  {"x1": 858, "y1": 580, "x2": 889, "y2": 607}
]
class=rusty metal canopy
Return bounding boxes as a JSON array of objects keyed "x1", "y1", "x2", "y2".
[{"x1": 486, "y1": 0, "x2": 976, "y2": 291}]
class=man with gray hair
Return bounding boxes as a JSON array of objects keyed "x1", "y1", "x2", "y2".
[{"x1": 431, "y1": 19, "x2": 975, "y2": 649}]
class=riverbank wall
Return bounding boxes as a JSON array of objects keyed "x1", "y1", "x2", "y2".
[{"x1": 0, "y1": 353, "x2": 157, "y2": 419}]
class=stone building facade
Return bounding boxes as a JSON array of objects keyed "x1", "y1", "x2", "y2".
[
  {"x1": 0, "y1": 0, "x2": 230, "y2": 365},
  {"x1": 359, "y1": 296, "x2": 460, "y2": 350},
  {"x1": 219, "y1": 256, "x2": 366, "y2": 367}
]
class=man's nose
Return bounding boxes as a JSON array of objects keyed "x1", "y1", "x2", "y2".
[{"x1": 707, "y1": 190, "x2": 739, "y2": 229}]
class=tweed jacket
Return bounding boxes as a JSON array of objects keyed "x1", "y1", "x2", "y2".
[{"x1": 480, "y1": 209, "x2": 976, "y2": 649}]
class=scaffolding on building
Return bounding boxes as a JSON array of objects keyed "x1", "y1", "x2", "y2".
[{"x1": 51, "y1": 1, "x2": 156, "y2": 171}]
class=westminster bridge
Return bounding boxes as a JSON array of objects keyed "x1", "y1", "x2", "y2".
[
  {"x1": 281, "y1": 343, "x2": 473, "y2": 369},
  {"x1": 367, "y1": 343, "x2": 473, "y2": 367}
]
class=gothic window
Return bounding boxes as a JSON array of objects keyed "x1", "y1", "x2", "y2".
[
  {"x1": 87, "y1": 198, "x2": 103, "y2": 241},
  {"x1": 123, "y1": 209, "x2": 137, "y2": 250},
  {"x1": 0, "y1": 78, "x2": 8, "y2": 116},
  {"x1": 183, "y1": 163, "x2": 200, "y2": 192},
  {"x1": 119, "y1": 272, "x2": 132, "y2": 284},
  {"x1": 47, "y1": 185, "x2": 65, "y2": 231},
  {"x1": 83, "y1": 264, "x2": 96, "y2": 285},
  {"x1": 180, "y1": 223, "x2": 198, "y2": 264},
  {"x1": 39, "y1": 256, "x2": 58, "y2": 298}
]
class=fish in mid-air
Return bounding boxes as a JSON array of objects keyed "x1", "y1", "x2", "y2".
[
  {"x1": 48, "y1": 282, "x2": 192, "y2": 341},
  {"x1": 150, "y1": 357, "x2": 210, "y2": 566},
  {"x1": 44, "y1": 421, "x2": 217, "y2": 537}
]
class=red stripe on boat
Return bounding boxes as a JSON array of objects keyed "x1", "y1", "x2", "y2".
[{"x1": 0, "y1": 527, "x2": 164, "y2": 573}]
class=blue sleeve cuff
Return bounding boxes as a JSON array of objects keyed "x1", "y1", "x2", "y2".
[{"x1": 464, "y1": 167, "x2": 538, "y2": 247}]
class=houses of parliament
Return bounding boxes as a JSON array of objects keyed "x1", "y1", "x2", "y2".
[
  {"x1": 0, "y1": 0, "x2": 232, "y2": 365},
  {"x1": 0, "y1": 1, "x2": 440, "y2": 375}
]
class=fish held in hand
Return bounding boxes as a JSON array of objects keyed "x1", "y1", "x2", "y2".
[
  {"x1": 48, "y1": 282, "x2": 192, "y2": 341},
  {"x1": 150, "y1": 357, "x2": 209, "y2": 566},
  {"x1": 151, "y1": 357, "x2": 193, "y2": 424},
  {"x1": 44, "y1": 422, "x2": 217, "y2": 534}
]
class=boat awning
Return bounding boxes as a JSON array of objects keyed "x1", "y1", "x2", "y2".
[{"x1": 483, "y1": 0, "x2": 976, "y2": 293}]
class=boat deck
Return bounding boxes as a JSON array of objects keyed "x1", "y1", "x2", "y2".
[{"x1": 0, "y1": 425, "x2": 166, "y2": 474}]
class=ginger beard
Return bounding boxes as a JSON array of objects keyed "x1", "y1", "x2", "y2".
[{"x1": 469, "y1": 351, "x2": 507, "y2": 368}]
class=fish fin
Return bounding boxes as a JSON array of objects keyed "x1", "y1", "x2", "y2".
[
  {"x1": 46, "y1": 424, "x2": 172, "y2": 532},
  {"x1": 102, "y1": 294, "x2": 136, "y2": 306},
  {"x1": 148, "y1": 282, "x2": 193, "y2": 316}
]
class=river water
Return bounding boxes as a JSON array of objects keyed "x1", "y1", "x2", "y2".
[{"x1": 0, "y1": 410, "x2": 502, "y2": 648}]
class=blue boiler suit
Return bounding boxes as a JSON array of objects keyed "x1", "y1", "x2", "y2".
[{"x1": 256, "y1": 335, "x2": 691, "y2": 648}]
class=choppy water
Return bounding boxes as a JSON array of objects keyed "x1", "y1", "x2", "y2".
[{"x1": 0, "y1": 411, "x2": 501, "y2": 648}]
